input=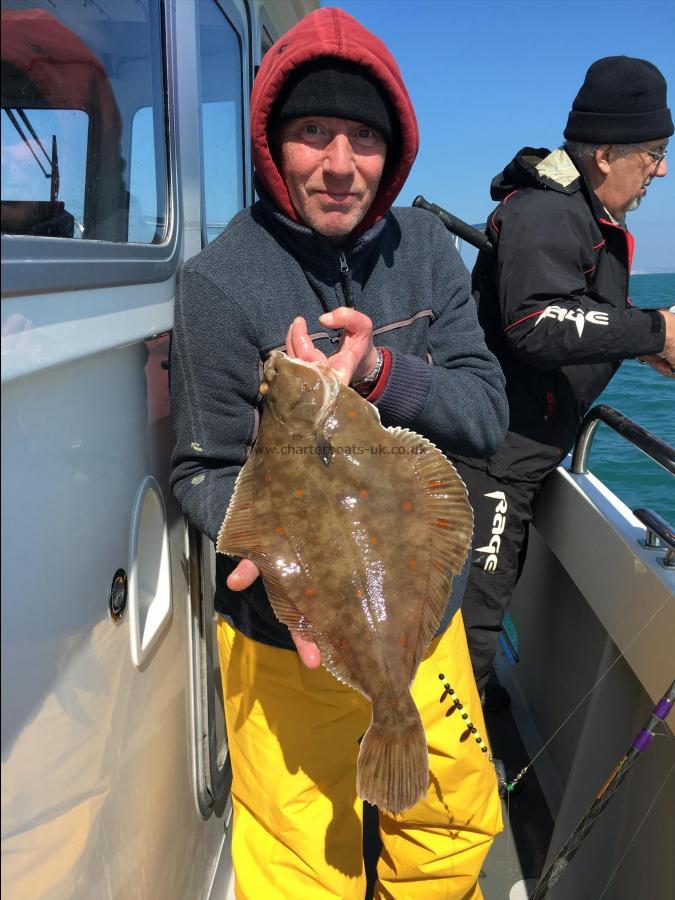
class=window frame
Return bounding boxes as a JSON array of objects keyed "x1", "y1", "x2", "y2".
[
  {"x1": 0, "y1": 0, "x2": 179, "y2": 298},
  {"x1": 196, "y1": 0, "x2": 248, "y2": 249},
  {"x1": 251, "y1": 6, "x2": 278, "y2": 199},
  {"x1": 189, "y1": 525, "x2": 232, "y2": 820},
  {"x1": 186, "y1": 0, "x2": 250, "y2": 821},
  {"x1": 256, "y1": 9, "x2": 278, "y2": 62}
]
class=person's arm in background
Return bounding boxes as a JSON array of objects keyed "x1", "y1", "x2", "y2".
[
  {"x1": 372, "y1": 234, "x2": 508, "y2": 458},
  {"x1": 640, "y1": 305, "x2": 675, "y2": 375},
  {"x1": 490, "y1": 197, "x2": 673, "y2": 369}
]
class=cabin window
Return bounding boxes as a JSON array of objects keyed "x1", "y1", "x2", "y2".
[
  {"x1": 129, "y1": 106, "x2": 163, "y2": 244},
  {"x1": 1, "y1": 107, "x2": 88, "y2": 238},
  {"x1": 0, "y1": 0, "x2": 168, "y2": 243},
  {"x1": 197, "y1": 0, "x2": 245, "y2": 245}
]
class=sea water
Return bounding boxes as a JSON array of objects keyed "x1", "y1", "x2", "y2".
[{"x1": 589, "y1": 273, "x2": 674, "y2": 524}]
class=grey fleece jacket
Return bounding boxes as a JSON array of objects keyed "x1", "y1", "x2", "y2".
[{"x1": 170, "y1": 199, "x2": 508, "y2": 648}]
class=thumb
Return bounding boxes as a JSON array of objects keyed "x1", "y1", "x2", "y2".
[{"x1": 291, "y1": 631, "x2": 322, "y2": 668}]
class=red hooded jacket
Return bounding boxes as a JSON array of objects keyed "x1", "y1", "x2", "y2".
[{"x1": 250, "y1": 7, "x2": 419, "y2": 234}]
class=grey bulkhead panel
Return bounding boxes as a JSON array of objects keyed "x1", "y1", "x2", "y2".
[{"x1": 0, "y1": 0, "x2": 293, "y2": 895}]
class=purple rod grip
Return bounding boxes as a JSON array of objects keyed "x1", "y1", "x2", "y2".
[
  {"x1": 654, "y1": 698, "x2": 672, "y2": 720},
  {"x1": 633, "y1": 729, "x2": 654, "y2": 752}
]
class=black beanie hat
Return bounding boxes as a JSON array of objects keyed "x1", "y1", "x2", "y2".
[
  {"x1": 564, "y1": 56, "x2": 673, "y2": 143},
  {"x1": 270, "y1": 58, "x2": 396, "y2": 143}
]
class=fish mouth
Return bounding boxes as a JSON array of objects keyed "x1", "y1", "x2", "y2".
[{"x1": 263, "y1": 349, "x2": 284, "y2": 382}]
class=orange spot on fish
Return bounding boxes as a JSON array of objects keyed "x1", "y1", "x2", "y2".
[
  {"x1": 355, "y1": 589, "x2": 364, "y2": 599},
  {"x1": 295, "y1": 488, "x2": 304, "y2": 497},
  {"x1": 275, "y1": 527, "x2": 285, "y2": 535},
  {"x1": 435, "y1": 518, "x2": 450, "y2": 528},
  {"x1": 370, "y1": 536, "x2": 378, "y2": 546},
  {"x1": 360, "y1": 489, "x2": 369, "y2": 498},
  {"x1": 402, "y1": 501, "x2": 414, "y2": 512},
  {"x1": 407, "y1": 559, "x2": 417, "y2": 570},
  {"x1": 429, "y1": 480, "x2": 445, "y2": 488},
  {"x1": 304, "y1": 586, "x2": 316, "y2": 597},
  {"x1": 264, "y1": 473, "x2": 272, "y2": 482},
  {"x1": 347, "y1": 410, "x2": 357, "y2": 418},
  {"x1": 399, "y1": 634, "x2": 408, "y2": 647}
]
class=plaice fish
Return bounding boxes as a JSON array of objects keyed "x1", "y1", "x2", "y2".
[{"x1": 217, "y1": 350, "x2": 473, "y2": 813}]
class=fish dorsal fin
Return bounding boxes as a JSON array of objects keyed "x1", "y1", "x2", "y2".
[
  {"x1": 216, "y1": 459, "x2": 261, "y2": 558},
  {"x1": 313, "y1": 634, "x2": 370, "y2": 698},
  {"x1": 387, "y1": 426, "x2": 473, "y2": 673},
  {"x1": 217, "y1": 460, "x2": 337, "y2": 643},
  {"x1": 254, "y1": 563, "x2": 314, "y2": 638}
]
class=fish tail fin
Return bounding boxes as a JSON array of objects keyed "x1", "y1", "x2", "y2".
[{"x1": 356, "y1": 696, "x2": 428, "y2": 814}]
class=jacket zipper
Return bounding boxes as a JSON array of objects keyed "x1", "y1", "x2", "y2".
[{"x1": 338, "y1": 250, "x2": 354, "y2": 307}]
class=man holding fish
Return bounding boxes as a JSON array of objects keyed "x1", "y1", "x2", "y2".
[{"x1": 170, "y1": 7, "x2": 507, "y2": 898}]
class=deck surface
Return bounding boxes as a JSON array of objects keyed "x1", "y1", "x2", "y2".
[{"x1": 480, "y1": 703, "x2": 554, "y2": 898}]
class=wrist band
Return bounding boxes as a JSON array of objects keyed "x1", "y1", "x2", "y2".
[{"x1": 354, "y1": 348, "x2": 383, "y2": 387}]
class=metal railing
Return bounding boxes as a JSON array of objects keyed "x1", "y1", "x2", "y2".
[
  {"x1": 571, "y1": 404, "x2": 675, "y2": 476},
  {"x1": 571, "y1": 404, "x2": 675, "y2": 567}
]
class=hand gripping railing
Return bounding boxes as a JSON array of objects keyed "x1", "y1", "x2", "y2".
[{"x1": 571, "y1": 404, "x2": 675, "y2": 567}]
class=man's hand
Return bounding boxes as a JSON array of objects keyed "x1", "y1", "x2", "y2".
[
  {"x1": 658, "y1": 310, "x2": 675, "y2": 367},
  {"x1": 640, "y1": 311, "x2": 675, "y2": 376},
  {"x1": 227, "y1": 559, "x2": 322, "y2": 668},
  {"x1": 285, "y1": 308, "x2": 377, "y2": 385},
  {"x1": 284, "y1": 316, "x2": 330, "y2": 369},
  {"x1": 638, "y1": 354, "x2": 675, "y2": 377}
]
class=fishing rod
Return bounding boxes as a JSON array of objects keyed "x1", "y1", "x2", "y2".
[
  {"x1": 412, "y1": 195, "x2": 495, "y2": 256},
  {"x1": 528, "y1": 679, "x2": 674, "y2": 899}
]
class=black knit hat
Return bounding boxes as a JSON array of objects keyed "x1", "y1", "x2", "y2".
[
  {"x1": 270, "y1": 58, "x2": 396, "y2": 143},
  {"x1": 564, "y1": 56, "x2": 673, "y2": 143}
]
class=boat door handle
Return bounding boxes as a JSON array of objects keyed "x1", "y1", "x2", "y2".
[{"x1": 128, "y1": 476, "x2": 173, "y2": 668}]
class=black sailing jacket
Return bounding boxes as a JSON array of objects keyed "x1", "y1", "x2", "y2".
[{"x1": 457, "y1": 147, "x2": 666, "y2": 483}]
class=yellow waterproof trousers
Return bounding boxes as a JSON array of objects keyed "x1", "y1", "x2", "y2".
[{"x1": 217, "y1": 611, "x2": 502, "y2": 899}]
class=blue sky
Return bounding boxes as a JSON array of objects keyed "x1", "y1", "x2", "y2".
[{"x1": 321, "y1": 0, "x2": 675, "y2": 273}]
